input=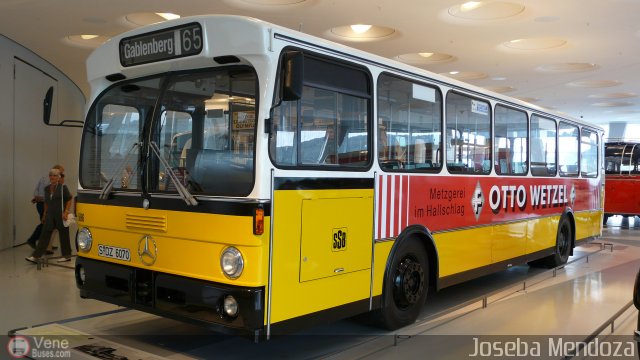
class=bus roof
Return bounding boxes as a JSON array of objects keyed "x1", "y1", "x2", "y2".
[{"x1": 87, "y1": 14, "x2": 602, "y2": 131}]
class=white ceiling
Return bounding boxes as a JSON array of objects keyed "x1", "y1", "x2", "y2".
[{"x1": 1, "y1": 0, "x2": 639, "y2": 128}]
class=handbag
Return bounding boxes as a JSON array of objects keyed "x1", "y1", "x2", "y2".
[
  {"x1": 63, "y1": 213, "x2": 75, "y2": 227},
  {"x1": 61, "y1": 185, "x2": 75, "y2": 227}
]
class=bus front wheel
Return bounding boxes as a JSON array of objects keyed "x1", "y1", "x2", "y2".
[
  {"x1": 378, "y1": 240, "x2": 428, "y2": 330},
  {"x1": 530, "y1": 216, "x2": 572, "y2": 268}
]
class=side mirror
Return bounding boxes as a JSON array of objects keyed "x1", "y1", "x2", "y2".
[
  {"x1": 43, "y1": 86, "x2": 54, "y2": 125},
  {"x1": 265, "y1": 51, "x2": 304, "y2": 134},
  {"x1": 282, "y1": 51, "x2": 303, "y2": 101},
  {"x1": 42, "y1": 86, "x2": 84, "y2": 128}
]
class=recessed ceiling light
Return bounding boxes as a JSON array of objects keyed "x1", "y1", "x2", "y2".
[
  {"x1": 156, "y1": 13, "x2": 180, "y2": 21},
  {"x1": 589, "y1": 92, "x2": 637, "y2": 99},
  {"x1": 441, "y1": 71, "x2": 488, "y2": 81},
  {"x1": 515, "y1": 97, "x2": 540, "y2": 103},
  {"x1": 502, "y1": 38, "x2": 567, "y2": 51},
  {"x1": 448, "y1": 1, "x2": 525, "y2": 20},
  {"x1": 536, "y1": 63, "x2": 598, "y2": 73},
  {"x1": 233, "y1": 0, "x2": 307, "y2": 4},
  {"x1": 460, "y1": 1, "x2": 482, "y2": 12},
  {"x1": 350, "y1": 24, "x2": 372, "y2": 33},
  {"x1": 591, "y1": 101, "x2": 633, "y2": 107},
  {"x1": 64, "y1": 35, "x2": 108, "y2": 48},
  {"x1": 484, "y1": 85, "x2": 516, "y2": 93},
  {"x1": 123, "y1": 12, "x2": 182, "y2": 27},
  {"x1": 328, "y1": 25, "x2": 396, "y2": 42},
  {"x1": 567, "y1": 80, "x2": 622, "y2": 88},
  {"x1": 222, "y1": 0, "x2": 310, "y2": 10},
  {"x1": 395, "y1": 53, "x2": 456, "y2": 65}
]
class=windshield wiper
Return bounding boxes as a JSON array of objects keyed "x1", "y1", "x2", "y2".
[
  {"x1": 149, "y1": 141, "x2": 198, "y2": 206},
  {"x1": 99, "y1": 142, "x2": 140, "y2": 200}
]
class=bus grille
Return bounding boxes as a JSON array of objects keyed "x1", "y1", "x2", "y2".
[{"x1": 125, "y1": 213, "x2": 167, "y2": 232}]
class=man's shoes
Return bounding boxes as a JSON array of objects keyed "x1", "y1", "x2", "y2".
[
  {"x1": 56, "y1": 257, "x2": 71, "y2": 263},
  {"x1": 25, "y1": 256, "x2": 39, "y2": 263}
]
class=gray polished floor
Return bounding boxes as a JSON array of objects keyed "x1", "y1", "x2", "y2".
[{"x1": 2, "y1": 217, "x2": 639, "y2": 359}]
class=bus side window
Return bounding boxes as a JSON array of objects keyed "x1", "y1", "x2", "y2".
[
  {"x1": 530, "y1": 115, "x2": 557, "y2": 176},
  {"x1": 445, "y1": 92, "x2": 491, "y2": 175},
  {"x1": 580, "y1": 128, "x2": 598, "y2": 178},
  {"x1": 494, "y1": 105, "x2": 527, "y2": 176},
  {"x1": 377, "y1": 73, "x2": 442, "y2": 172},
  {"x1": 271, "y1": 53, "x2": 371, "y2": 169},
  {"x1": 559, "y1": 122, "x2": 579, "y2": 177}
]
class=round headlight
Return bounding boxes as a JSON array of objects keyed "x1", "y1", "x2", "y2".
[
  {"x1": 220, "y1": 247, "x2": 244, "y2": 279},
  {"x1": 223, "y1": 295, "x2": 239, "y2": 318},
  {"x1": 77, "y1": 227, "x2": 93, "y2": 252}
]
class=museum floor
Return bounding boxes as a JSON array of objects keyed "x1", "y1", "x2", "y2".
[{"x1": 2, "y1": 217, "x2": 639, "y2": 359}]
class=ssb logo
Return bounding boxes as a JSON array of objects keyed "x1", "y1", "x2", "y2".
[{"x1": 332, "y1": 228, "x2": 347, "y2": 251}]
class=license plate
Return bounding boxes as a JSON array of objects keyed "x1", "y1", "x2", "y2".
[{"x1": 97, "y1": 244, "x2": 131, "y2": 262}]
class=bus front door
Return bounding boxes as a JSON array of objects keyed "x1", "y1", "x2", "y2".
[{"x1": 269, "y1": 183, "x2": 373, "y2": 332}]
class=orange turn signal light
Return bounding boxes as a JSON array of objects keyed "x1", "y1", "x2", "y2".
[{"x1": 254, "y1": 207, "x2": 264, "y2": 235}]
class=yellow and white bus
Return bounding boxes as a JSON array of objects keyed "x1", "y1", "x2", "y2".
[{"x1": 73, "y1": 15, "x2": 603, "y2": 340}]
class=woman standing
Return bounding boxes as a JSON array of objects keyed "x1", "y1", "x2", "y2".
[{"x1": 25, "y1": 167, "x2": 73, "y2": 263}]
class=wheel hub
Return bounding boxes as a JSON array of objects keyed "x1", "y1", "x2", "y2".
[{"x1": 392, "y1": 257, "x2": 425, "y2": 308}]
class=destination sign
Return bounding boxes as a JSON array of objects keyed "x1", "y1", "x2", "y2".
[{"x1": 119, "y1": 22, "x2": 203, "y2": 67}]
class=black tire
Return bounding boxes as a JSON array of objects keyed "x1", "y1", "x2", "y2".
[
  {"x1": 603, "y1": 214, "x2": 610, "y2": 226},
  {"x1": 552, "y1": 216, "x2": 572, "y2": 266},
  {"x1": 530, "y1": 216, "x2": 572, "y2": 268},
  {"x1": 377, "y1": 240, "x2": 428, "y2": 330}
]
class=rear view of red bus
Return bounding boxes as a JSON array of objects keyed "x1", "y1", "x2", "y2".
[{"x1": 603, "y1": 142, "x2": 640, "y2": 224}]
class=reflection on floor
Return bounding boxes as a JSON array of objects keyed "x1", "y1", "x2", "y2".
[
  {"x1": 606, "y1": 214, "x2": 640, "y2": 229},
  {"x1": 1, "y1": 226, "x2": 639, "y2": 359}
]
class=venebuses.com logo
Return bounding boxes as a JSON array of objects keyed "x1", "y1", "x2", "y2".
[
  {"x1": 6, "y1": 335, "x2": 71, "y2": 359},
  {"x1": 6, "y1": 336, "x2": 30, "y2": 358}
]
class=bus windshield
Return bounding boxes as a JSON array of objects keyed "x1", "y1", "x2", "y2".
[
  {"x1": 604, "y1": 142, "x2": 640, "y2": 175},
  {"x1": 80, "y1": 67, "x2": 258, "y2": 197}
]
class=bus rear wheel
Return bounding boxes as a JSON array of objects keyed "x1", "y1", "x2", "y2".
[{"x1": 378, "y1": 240, "x2": 428, "y2": 330}]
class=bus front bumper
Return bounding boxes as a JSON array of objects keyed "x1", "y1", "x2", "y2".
[{"x1": 75, "y1": 257, "x2": 265, "y2": 338}]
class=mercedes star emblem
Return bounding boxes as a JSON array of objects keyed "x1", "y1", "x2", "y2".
[{"x1": 137, "y1": 235, "x2": 158, "y2": 266}]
